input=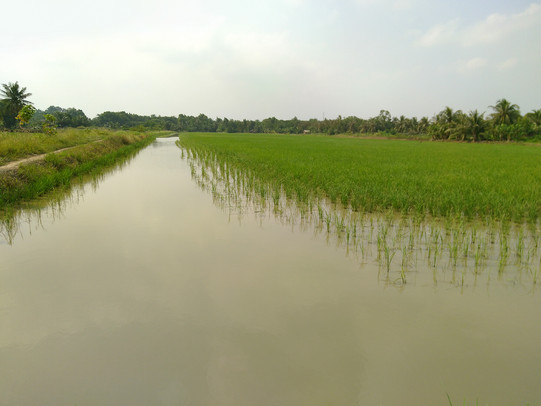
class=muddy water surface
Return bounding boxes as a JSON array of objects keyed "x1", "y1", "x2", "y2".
[{"x1": 1, "y1": 138, "x2": 540, "y2": 406}]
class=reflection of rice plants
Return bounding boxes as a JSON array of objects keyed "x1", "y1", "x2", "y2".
[
  {"x1": 178, "y1": 133, "x2": 541, "y2": 291},
  {"x1": 383, "y1": 240, "x2": 395, "y2": 275}
]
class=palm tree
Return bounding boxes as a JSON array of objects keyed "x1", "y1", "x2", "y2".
[
  {"x1": 440, "y1": 106, "x2": 455, "y2": 124},
  {"x1": 525, "y1": 109, "x2": 541, "y2": 125},
  {"x1": 418, "y1": 117, "x2": 429, "y2": 133},
  {"x1": 433, "y1": 107, "x2": 465, "y2": 140},
  {"x1": 489, "y1": 98, "x2": 520, "y2": 125},
  {"x1": 463, "y1": 110, "x2": 486, "y2": 142},
  {"x1": 1, "y1": 82, "x2": 32, "y2": 129}
]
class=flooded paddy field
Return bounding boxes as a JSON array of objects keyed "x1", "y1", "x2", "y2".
[
  {"x1": 1, "y1": 137, "x2": 540, "y2": 405},
  {"x1": 183, "y1": 143, "x2": 541, "y2": 291}
]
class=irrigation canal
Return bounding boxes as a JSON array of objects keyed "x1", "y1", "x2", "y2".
[{"x1": 1, "y1": 137, "x2": 539, "y2": 405}]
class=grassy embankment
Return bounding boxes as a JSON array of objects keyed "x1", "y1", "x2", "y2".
[
  {"x1": 0, "y1": 128, "x2": 107, "y2": 166},
  {"x1": 177, "y1": 132, "x2": 541, "y2": 223},
  {"x1": 0, "y1": 128, "x2": 158, "y2": 208}
]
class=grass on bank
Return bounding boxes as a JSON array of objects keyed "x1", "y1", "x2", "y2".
[
  {"x1": 177, "y1": 132, "x2": 541, "y2": 222},
  {"x1": 0, "y1": 129, "x2": 157, "y2": 208},
  {"x1": 0, "y1": 128, "x2": 113, "y2": 166}
]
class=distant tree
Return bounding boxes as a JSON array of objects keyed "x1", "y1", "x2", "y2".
[
  {"x1": 431, "y1": 107, "x2": 464, "y2": 140},
  {"x1": 1, "y1": 82, "x2": 32, "y2": 129},
  {"x1": 439, "y1": 107, "x2": 456, "y2": 125},
  {"x1": 394, "y1": 115, "x2": 407, "y2": 133},
  {"x1": 44, "y1": 105, "x2": 64, "y2": 114},
  {"x1": 306, "y1": 118, "x2": 320, "y2": 133},
  {"x1": 93, "y1": 111, "x2": 145, "y2": 129},
  {"x1": 16, "y1": 105, "x2": 36, "y2": 129},
  {"x1": 342, "y1": 116, "x2": 361, "y2": 133},
  {"x1": 375, "y1": 110, "x2": 393, "y2": 133},
  {"x1": 26, "y1": 108, "x2": 45, "y2": 127},
  {"x1": 42, "y1": 114, "x2": 57, "y2": 135},
  {"x1": 194, "y1": 113, "x2": 216, "y2": 132},
  {"x1": 262, "y1": 117, "x2": 279, "y2": 133},
  {"x1": 524, "y1": 109, "x2": 541, "y2": 125},
  {"x1": 490, "y1": 98, "x2": 520, "y2": 125},
  {"x1": 462, "y1": 110, "x2": 486, "y2": 142},
  {"x1": 225, "y1": 118, "x2": 242, "y2": 133},
  {"x1": 52, "y1": 107, "x2": 90, "y2": 128},
  {"x1": 178, "y1": 114, "x2": 215, "y2": 132},
  {"x1": 162, "y1": 102, "x2": 536, "y2": 140},
  {"x1": 417, "y1": 117, "x2": 430, "y2": 133}
]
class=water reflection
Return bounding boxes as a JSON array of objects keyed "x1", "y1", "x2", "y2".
[
  {"x1": 0, "y1": 153, "x2": 138, "y2": 245},
  {"x1": 1, "y1": 139, "x2": 370, "y2": 405},
  {"x1": 178, "y1": 142, "x2": 541, "y2": 292}
]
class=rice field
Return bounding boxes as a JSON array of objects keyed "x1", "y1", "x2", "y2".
[
  {"x1": 177, "y1": 132, "x2": 541, "y2": 289},
  {"x1": 177, "y1": 133, "x2": 540, "y2": 222}
]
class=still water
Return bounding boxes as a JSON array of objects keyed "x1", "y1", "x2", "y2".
[{"x1": 1, "y1": 138, "x2": 540, "y2": 406}]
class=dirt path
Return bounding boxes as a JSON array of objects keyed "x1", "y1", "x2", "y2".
[
  {"x1": 0, "y1": 147, "x2": 77, "y2": 172},
  {"x1": 0, "y1": 140, "x2": 104, "y2": 173}
]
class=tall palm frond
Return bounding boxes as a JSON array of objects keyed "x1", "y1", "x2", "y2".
[
  {"x1": 1, "y1": 82, "x2": 32, "y2": 129},
  {"x1": 525, "y1": 109, "x2": 541, "y2": 125},
  {"x1": 464, "y1": 110, "x2": 486, "y2": 142},
  {"x1": 489, "y1": 98, "x2": 520, "y2": 125}
]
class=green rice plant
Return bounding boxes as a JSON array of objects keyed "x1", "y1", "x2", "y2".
[
  {"x1": 462, "y1": 235, "x2": 470, "y2": 259},
  {"x1": 382, "y1": 240, "x2": 395, "y2": 274},
  {"x1": 446, "y1": 393, "x2": 476, "y2": 406},
  {"x1": 449, "y1": 229, "x2": 460, "y2": 268},
  {"x1": 177, "y1": 133, "x2": 541, "y2": 222},
  {"x1": 399, "y1": 244, "x2": 411, "y2": 284},
  {"x1": 325, "y1": 213, "x2": 331, "y2": 233},
  {"x1": 178, "y1": 133, "x2": 541, "y2": 289},
  {"x1": 474, "y1": 242, "x2": 483, "y2": 273},
  {"x1": 399, "y1": 265, "x2": 407, "y2": 285},
  {"x1": 516, "y1": 227, "x2": 525, "y2": 264}
]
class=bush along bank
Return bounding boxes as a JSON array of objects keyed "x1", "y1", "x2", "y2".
[{"x1": 0, "y1": 131, "x2": 157, "y2": 208}]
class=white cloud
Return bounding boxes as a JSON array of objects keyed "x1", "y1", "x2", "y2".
[
  {"x1": 497, "y1": 58, "x2": 519, "y2": 70},
  {"x1": 391, "y1": 0, "x2": 415, "y2": 10},
  {"x1": 419, "y1": 20, "x2": 458, "y2": 46},
  {"x1": 420, "y1": 3, "x2": 541, "y2": 47},
  {"x1": 135, "y1": 16, "x2": 226, "y2": 62},
  {"x1": 222, "y1": 31, "x2": 294, "y2": 71},
  {"x1": 283, "y1": 0, "x2": 306, "y2": 6},
  {"x1": 353, "y1": 0, "x2": 379, "y2": 5},
  {"x1": 464, "y1": 3, "x2": 541, "y2": 46},
  {"x1": 457, "y1": 57, "x2": 487, "y2": 73},
  {"x1": 353, "y1": 0, "x2": 417, "y2": 9}
]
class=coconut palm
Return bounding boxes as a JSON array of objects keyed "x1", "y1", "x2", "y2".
[
  {"x1": 417, "y1": 116, "x2": 429, "y2": 133},
  {"x1": 440, "y1": 106, "x2": 455, "y2": 124},
  {"x1": 432, "y1": 107, "x2": 465, "y2": 140},
  {"x1": 525, "y1": 109, "x2": 541, "y2": 125},
  {"x1": 463, "y1": 110, "x2": 486, "y2": 142},
  {"x1": 489, "y1": 98, "x2": 520, "y2": 125},
  {"x1": 1, "y1": 82, "x2": 32, "y2": 129}
]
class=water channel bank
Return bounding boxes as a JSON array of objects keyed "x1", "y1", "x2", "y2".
[{"x1": 0, "y1": 131, "x2": 158, "y2": 209}]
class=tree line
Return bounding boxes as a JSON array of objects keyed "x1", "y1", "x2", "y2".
[
  {"x1": 2, "y1": 81, "x2": 540, "y2": 141},
  {"x1": 178, "y1": 103, "x2": 541, "y2": 142}
]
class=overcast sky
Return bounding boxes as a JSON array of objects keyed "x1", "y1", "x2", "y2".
[{"x1": 2, "y1": 0, "x2": 540, "y2": 120}]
